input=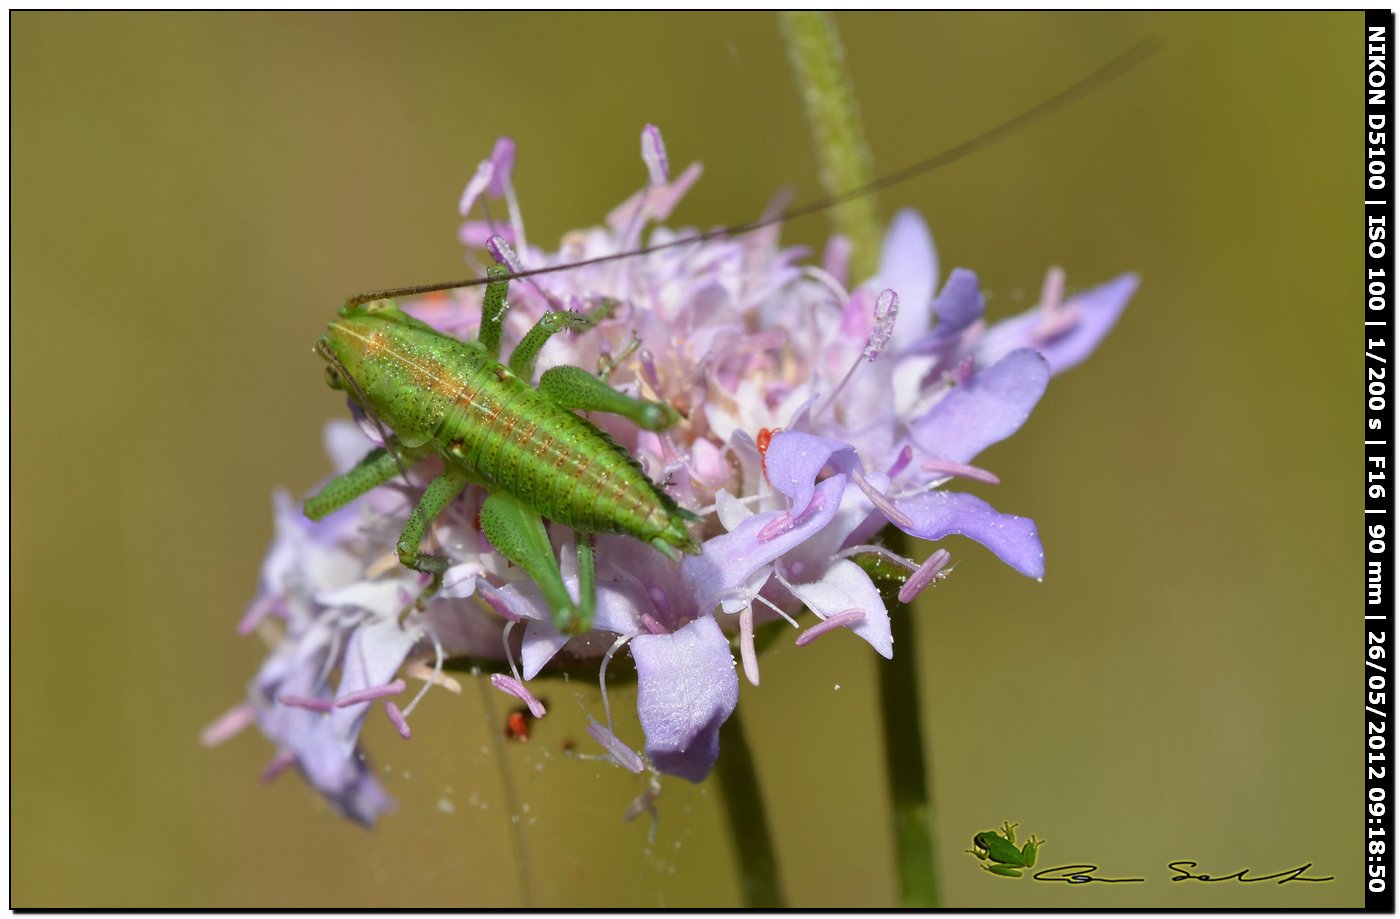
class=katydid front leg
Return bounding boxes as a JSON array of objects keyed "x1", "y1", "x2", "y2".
[{"x1": 304, "y1": 441, "x2": 425, "y2": 521}]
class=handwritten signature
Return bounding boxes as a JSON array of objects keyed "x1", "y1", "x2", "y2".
[{"x1": 1026, "y1": 861, "x2": 1333, "y2": 885}]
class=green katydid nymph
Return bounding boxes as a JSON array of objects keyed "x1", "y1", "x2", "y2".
[{"x1": 303, "y1": 264, "x2": 700, "y2": 636}]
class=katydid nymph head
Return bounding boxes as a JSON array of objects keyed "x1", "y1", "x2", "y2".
[{"x1": 315, "y1": 298, "x2": 487, "y2": 449}]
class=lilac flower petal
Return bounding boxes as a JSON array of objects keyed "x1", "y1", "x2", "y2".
[
  {"x1": 587, "y1": 718, "x2": 646, "y2": 774},
  {"x1": 683, "y1": 475, "x2": 846, "y2": 613},
  {"x1": 892, "y1": 491, "x2": 1045, "y2": 579},
  {"x1": 316, "y1": 580, "x2": 414, "y2": 619},
  {"x1": 330, "y1": 617, "x2": 422, "y2": 742},
  {"x1": 323, "y1": 420, "x2": 375, "y2": 474},
  {"x1": 506, "y1": 577, "x2": 649, "y2": 679},
  {"x1": 784, "y1": 559, "x2": 892, "y2": 658},
  {"x1": 633, "y1": 615, "x2": 738, "y2": 782},
  {"x1": 911, "y1": 349, "x2": 1050, "y2": 464},
  {"x1": 876, "y1": 209, "x2": 938, "y2": 351},
  {"x1": 763, "y1": 430, "x2": 860, "y2": 515},
  {"x1": 929, "y1": 267, "x2": 984, "y2": 341},
  {"x1": 520, "y1": 616, "x2": 572, "y2": 681},
  {"x1": 977, "y1": 273, "x2": 1138, "y2": 375},
  {"x1": 438, "y1": 563, "x2": 481, "y2": 599}
]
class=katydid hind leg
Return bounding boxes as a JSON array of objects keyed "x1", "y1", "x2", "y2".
[
  {"x1": 479, "y1": 492, "x2": 592, "y2": 634},
  {"x1": 538, "y1": 364, "x2": 679, "y2": 432}
]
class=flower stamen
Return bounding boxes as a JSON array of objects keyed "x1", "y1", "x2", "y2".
[
  {"x1": 795, "y1": 609, "x2": 867, "y2": 647},
  {"x1": 259, "y1": 750, "x2": 297, "y2": 784},
  {"x1": 401, "y1": 624, "x2": 446, "y2": 717},
  {"x1": 333, "y1": 679, "x2": 406, "y2": 708},
  {"x1": 278, "y1": 695, "x2": 333, "y2": 713},
  {"x1": 921, "y1": 458, "x2": 1001, "y2": 485},
  {"x1": 851, "y1": 469, "x2": 914, "y2": 530},
  {"x1": 384, "y1": 701, "x2": 411, "y2": 740},
  {"x1": 897, "y1": 549, "x2": 954, "y2": 604},
  {"x1": 489, "y1": 673, "x2": 547, "y2": 719},
  {"x1": 586, "y1": 718, "x2": 645, "y2": 774},
  {"x1": 200, "y1": 703, "x2": 254, "y2": 747},
  {"x1": 739, "y1": 605, "x2": 760, "y2": 686},
  {"x1": 816, "y1": 289, "x2": 900, "y2": 420}
]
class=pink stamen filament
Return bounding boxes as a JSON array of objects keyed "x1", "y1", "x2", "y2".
[
  {"x1": 333, "y1": 679, "x2": 406, "y2": 708},
  {"x1": 836, "y1": 544, "x2": 917, "y2": 571},
  {"x1": 490, "y1": 673, "x2": 547, "y2": 719},
  {"x1": 385, "y1": 701, "x2": 411, "y2": 740},
  {"x1": 950, "y1": 354, "x2": 975, "y2": 386},
  {"x1": 278, "y1": 695, "x2": 333, "y2": 713},
  {"x1": 401, "y1": 625, "x2": 445, "y2": 717},
  {"x1": 757, "y1": 513, "x2": 794, "y2": 542},
  {"x1": 458, "y1": 159, "x2": 494, "y2": 216},
  {"x1": 642, "y1": 123, "x2": 669, "y2": 184},
  {"x1": 815, "y1": 289, "x2": 899, "y2": 420},
  {"x1": 739, "y1": 605, "x2": 760, "y2": 686},
  {"x1": 587, "y1": 719, "x2": 645, "y2": 774},
  {"x1": 624, "y1": 776, "x2": 663, "y2": 823},
  {"x1": 887, "y1": 444, "x2": 915, "y2": 479},
  {"x1": 751, "y1": 590, "x2": 801, "y2": 628},
  {"x1": 638, "y1": 349, "x2": 661, "y2": 390},
  {"x1": 237, "y1": 594, "x2": 278, "y2": 636},
  {"x1": 851, "y1": 469, "x2": 914, "y2": 530},
  {"x1": 639, "y1": 613, "x2": 669, "y2": 635},
  {"x1": 502, "y1": 620, "x2": 525, "y2": 687},
  {"x1": 921, "y1": 458, "x2": 1001, "y2": 485},
  {"x1": 796, "y1": 609, "x2": 867, "y2": 647},
  {"x1": 259, "y1": 750, "x2": 297, "y2": 784},
  {"x1": 200, "y1": 703, "x2": 255, "y2": 747},
  {"x1": 486, "y1": 235, "x2": 523, "y2": 274},
  {"x1": 898, "y1": 549, "x2": 954, "y2": 604},
  {"x1": 598, "y1": 632, "x2": 635, "y2": 732},
  {"x1": 759, "y1": 483, "x2": 832, "y2": 543}
]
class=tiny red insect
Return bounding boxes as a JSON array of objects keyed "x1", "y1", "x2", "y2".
[
  {"x1": 757, "y1": 427, "x2": 783, "y2": 479},
  {"x1": 504, "y1": 708, "x2": 531, "y2": 742}
]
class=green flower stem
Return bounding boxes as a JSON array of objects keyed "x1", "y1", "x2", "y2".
[
  {"x1": 779, "y1": 11, "x2": 882, "y2": 280},
  {"x1": 715, "y1": 705, "x2": 787, "y2": 908},
  {"x1": 875, "y1": 532, "x2": 940, "y2": 907},
  {"x1": 781, "y1": 14, "x2": 941, "y2": 907}
]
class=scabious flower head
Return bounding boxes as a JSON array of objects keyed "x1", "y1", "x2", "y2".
[{"x1": 206, "y1": 126, "x2": 1137, "y2": 821}]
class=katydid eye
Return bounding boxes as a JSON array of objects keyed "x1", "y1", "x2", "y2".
[{"x1": 324, "y1": 366, "x2": 343, "y2": 390}]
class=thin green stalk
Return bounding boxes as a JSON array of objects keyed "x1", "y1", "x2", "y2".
[
  {"x1": 874, "y1": 533, "x2": 940, "y2": 907},
  {"x1": 779, "y1": 11, "x2": 882, "y2": 280},
  {"x1": 780, "y1": 14, "x2": 941, "y2": 907},
  {"x1": 714, "y1": 705, "x2": 787, "y2": 908}
]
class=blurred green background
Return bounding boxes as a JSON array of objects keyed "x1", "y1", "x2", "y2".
[{"x1": 13, "y1": 11, "x2": 1360, "y2": 908}]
